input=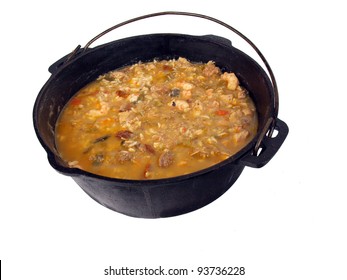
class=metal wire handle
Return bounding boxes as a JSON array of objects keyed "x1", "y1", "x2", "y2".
[{"x1": 71, "y1": 11, "x2": 279, "y2": 155}]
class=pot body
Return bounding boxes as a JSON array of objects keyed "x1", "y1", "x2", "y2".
[
  {"x1": 71, "y1": 162, "x2": 244, "y2": 218},
  {"x1": 34, "y1": 33, "x2": 287, "y2": 218}
]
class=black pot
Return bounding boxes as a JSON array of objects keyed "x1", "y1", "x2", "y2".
[{"x1": 33, "y1": 12, "x2": 288, "y2": 218}]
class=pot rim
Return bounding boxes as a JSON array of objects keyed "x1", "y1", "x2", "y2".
[{"x1": 33, "y1": 31, "x2": 283, "y2": 186}]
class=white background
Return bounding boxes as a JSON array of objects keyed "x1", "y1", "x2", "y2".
[{"x1": 1, "y1": 0, "x2": 346, "y2": 279}]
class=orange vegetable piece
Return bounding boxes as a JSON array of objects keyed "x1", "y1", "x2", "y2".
[{"x1": 215, "y1": 109, "x2": 229, "y2": 116}]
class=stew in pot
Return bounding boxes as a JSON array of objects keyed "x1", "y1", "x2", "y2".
[{"x1": 55, "y1": 57, "x2": 258, "y2": 179}]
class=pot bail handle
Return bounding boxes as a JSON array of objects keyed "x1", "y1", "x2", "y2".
[{"x1": 79, "y1": 11, "x2": 280, "y2": 155}]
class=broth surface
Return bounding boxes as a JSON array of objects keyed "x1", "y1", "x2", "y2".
[{"x1": 55, "y1": 57, "x2": 258, "y2": 179}]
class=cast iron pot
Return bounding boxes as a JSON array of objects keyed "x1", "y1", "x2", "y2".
[{"x1": 33, "y1": 12, "x2": 289, "y2": 218}]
